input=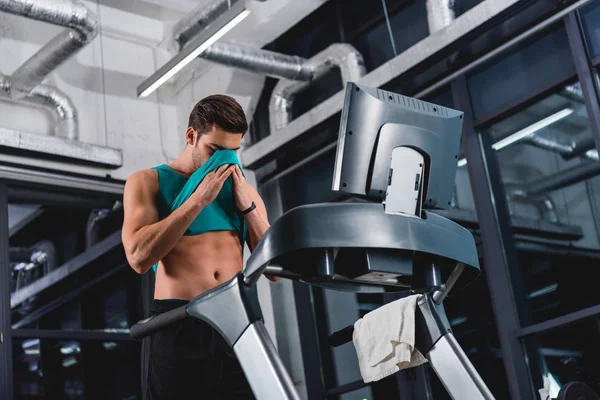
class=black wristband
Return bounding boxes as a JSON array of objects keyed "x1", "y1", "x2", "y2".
[{"x1": 240, "y1": 202, "x2": 256, "y2": 215}]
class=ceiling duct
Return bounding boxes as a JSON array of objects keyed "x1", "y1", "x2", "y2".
[
  {"x1": 171, "y1": 0, "x2": 367, "y2": 135},
  {"x1": 506, "y1": 184, "x2": 559, "y2": 224},
  {"x1": 0, "y1": 74, "x2": 77, "y2": 139},
  {"x1": 426, "y1": 0, "x2": 456, "y2": 34},
  {"x1": 0, "y1": 0, "x2": 98, "y2": 100},
  {"x1": 174, "y1": 0, "x2": 242, "y2": 51},
  {"x1": 0, "y1": 1, "x2": 122, "y2": 168},
  {"x1": 508, "y1": 130, "x2": 599, "y2": 213},
  {"x1": 523, "y1": 131, "x2": 599, "y2": 161},
  {"x1": 527, "y1": 160, "x2": 600, "y2": 196},
  {"x1": 268, "y1": 44, "x2": 366, "y2": 133},
  {"x1": 201, "y1": 41, "x2": 313, "y2": 81}
]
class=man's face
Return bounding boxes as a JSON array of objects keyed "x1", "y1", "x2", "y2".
[{"x1": 191, "y1": 124, "x2": 242, "y2": 169}]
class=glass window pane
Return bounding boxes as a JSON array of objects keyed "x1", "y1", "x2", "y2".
[
  {"x1": 279, "y1": 147, "x2": 340, "y2": 211},
  {"x1": 351, "y1": 0, "x2": 429, "y2": 71},
  {"x1": 8, "y1": 193, "x2": 123, "y2": 327},
  {"x1": 455, "y1": 0, "x2": 485, "y2": 17},
  {"x1": 581, "y1": 1, "x2": 600, "y2": 59},
  {"x1": 13, "y1": 338, "x2": 139, "y2": 400},
  {"x1": 523, "y1": 318, "x2": 600, "y2": 396},
  {"x1": 13, "y1": 338, "x2": 44, "y2": 399},
  {"x1": 480, "y1": 78, "x2": 600, "y2": 323},
  {"x1": 13, "y1": 338, "x2": 85, "y2": 400},
  {"x1": 467, "y1": 25, "x2": 575, "y2": 121}
]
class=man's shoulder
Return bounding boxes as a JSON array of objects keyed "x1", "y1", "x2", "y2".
[{"x1": 125, "y1": 168, "x2": 159, "y2": 192}]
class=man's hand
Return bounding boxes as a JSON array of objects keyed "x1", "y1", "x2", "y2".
[
  {"x1": 231, "y1": 165, "x2": 253, "y2": 211},
  {"x1": 193, "y1": 164, "x2": 235, "y2": 207}
]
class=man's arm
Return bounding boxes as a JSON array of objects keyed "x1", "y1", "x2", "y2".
[
  {"x1": 232, "y1": 166, "x2": 280, "y2": 282},
  {"x1": 121, "y1": 170, "x2": 205, "y2": 274},
  {"x1": 243, "y1": 185, "x2": 270, "y2": 252}
]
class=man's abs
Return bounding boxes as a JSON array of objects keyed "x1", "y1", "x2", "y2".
[{"x1": 153, "y1": 230, "x2": 244, "y2": 300}]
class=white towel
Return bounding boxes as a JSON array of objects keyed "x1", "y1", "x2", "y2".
[{"x1": 352, "y1": 294, "x2": 427, "y2": 383}]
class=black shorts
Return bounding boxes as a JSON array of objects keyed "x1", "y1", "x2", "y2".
[{"x1": 141, "y1": 299, "x2": 255, "y2": 400}]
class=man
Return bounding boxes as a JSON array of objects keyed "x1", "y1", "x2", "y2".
[{"x1": 121, "y1": 94, "x2": 277, "y2": 399}]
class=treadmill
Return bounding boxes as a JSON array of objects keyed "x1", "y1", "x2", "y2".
[{"x1": 130, "y1": 82, "x2": 495, "y2": 400}]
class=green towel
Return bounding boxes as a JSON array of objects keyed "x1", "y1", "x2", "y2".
[{"x1": 152, "y1": 149, "x2": 248, "y2": 274}]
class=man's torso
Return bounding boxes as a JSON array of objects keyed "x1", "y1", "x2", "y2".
[{"x1": 151, "y1": 164, "x2": 245, "y2": 300}]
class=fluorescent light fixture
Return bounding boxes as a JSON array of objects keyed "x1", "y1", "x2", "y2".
[
  {"x1": 491, "y1": 108, "x2": 573, "y2": 151},
  {"x1": 450, "y1": 316, "x2": 468, "y2": 326},
  {"x1": 527, "y1": 283, "x2": 558, "y2": 299},
  {"x1": 456, "y1": 107, "x2": 574, "y2": 167},
  {"x1": 137, "y1": 1, "x2": 250, "y2": 98}
]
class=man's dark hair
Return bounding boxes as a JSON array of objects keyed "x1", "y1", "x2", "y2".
[{"x1": 188, "y1": 94, "x2": 248, "y2": 136}]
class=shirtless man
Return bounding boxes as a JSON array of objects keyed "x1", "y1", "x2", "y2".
[{"x1": 121, "y1": 94, "x2": 277, "y2": 399}]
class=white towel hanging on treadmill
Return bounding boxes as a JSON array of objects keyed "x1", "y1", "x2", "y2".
[{"x1": 352, "y1": 294, "x2": 428, "y2": 383}]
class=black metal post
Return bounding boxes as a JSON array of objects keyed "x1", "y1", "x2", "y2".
[
  {"x1": 293, "y1": 282, "x2": 326, "y2": 399},
  {"x1": 565, "y1": 11, "x2": 600, "y2": 155},
  {"x1": 0, "y1": 182, "x2": 13, "y2": 400},
  {"x1": 451, "y1": 75, "x2": 538, "y2": 400}
]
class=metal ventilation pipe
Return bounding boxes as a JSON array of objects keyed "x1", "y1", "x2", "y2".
[
  {"x1": 426, "y1": 0, "x2": 456, "y2": 34},
  {"x1": 173, "y1": 0, "x2": 242, "y2": 50},
  {"x1": 523, "y1": 132, "x2": 598, "y2": 161},
  {"x1": 171, "y1": 1, "x2": 366, "y2": 134},
  {"x1": 269, "y1": 44, "x2": 366, "y2": 133},
  {"x1": 0, "y1": 74, "x2": 78, "y2": 139},
  {"x1": 562, "y1": 136, "x2": 597, "y2": 160},
  {"x1": 506, "y1": 185, "x2": 559, "y2": 223},
  {"x1": 201, "y1": 42, "x2": 313, "y2": 81},
  {"x1": 173, "y1": 0, "x2": 313, "y2": 82},
  {"x1": 0, "y1": 0, "x2": 98, "y2": 99},
  {"x1": 527, "y1": 160, "x2": 600, "y2": 196}
]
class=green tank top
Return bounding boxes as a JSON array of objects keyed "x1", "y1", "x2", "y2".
[{"x1": 151, "y1": 150, "x2": 248, "y2": 273}]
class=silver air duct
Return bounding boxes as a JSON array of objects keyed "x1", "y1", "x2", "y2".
[
  {"x1": 201, "y1": 42, "x2": 313, "y2": 81},
  {"x1": 0, "y1": 2, "x2": 121, "y2": 167},
  {"x1": 523, "y1": 132, "x2": 598, "y2": 161},
  {"x1": 174, "y1": 0, "x2": 241, "y2": 50},
  {"x1": 527, "y1": 160, "x2": 600, "y2": 196},
  {"x1": 0, "y1": 0, "x2": 98, "y2": 99},
  {"x1": 268, "y1": 44, "x2": 366, "y2": 133},
  {"x1": 172, "y1": 0, "x2": 366, "y2": 134},
  {"x1": 506, "y1": 185, "x2": 559, "y2": 223},
  {"x1": 426, "y1": 0, "x2": 456, "y2": 34},
  {"x1": 172, "y1": 0, "x2": 312, "y2": 81},
  {"x1": 0, "y1": 74, "x2": 77, "y2": 139}
]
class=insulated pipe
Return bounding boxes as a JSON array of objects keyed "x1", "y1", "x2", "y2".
[
  {"x1": 268, "y1": 44, "x2": 366, "y2": 133},
  {"x1": 426, "y1": 0, "x2": 456, "y2": 34},
  {"x1": 173, "y1": 0, "x2": 241, "y2": 50},
  {"x1": 201, "y1": 42, "x2": 313, "y2": 81},
  {"x1": 562, "y1": 136, "x2": 597, "y2": 160},
  {"x1": 0, "y1": 0, "x2": 98, "y2": 99},
  {"x1": 0, "y1": 74, "x2": 78, "y2": 139},
  {"x1": 527, "y1": 160, "x2": 600, "y2": 196},
  {"x1": 173, "y1": 0, "x2": 312, "y2": 82},
  {"x1": 506, "y1": 186, "x2": 559, "y2": 223},
  {"x1": 171, "y1": 0, "x2": 366, "y2": 134},
  {"x1": 523, "y1": 132, "x2": 597, "y2": 161}
]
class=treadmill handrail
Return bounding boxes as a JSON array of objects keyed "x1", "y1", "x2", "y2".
[
  {"x1": 130, "y1": 304, "x2": 188, "y2": 339},
  {"x1": 129, "y1": 267, "x2": 291, "y2": 340},
  {"x1": 244, "y1": 203, "x2": 480, "y2": 287}
]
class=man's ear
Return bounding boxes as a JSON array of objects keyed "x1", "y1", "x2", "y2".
[{"x1": 185, "y1": 127, "x2": 197, "y2": 145}]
